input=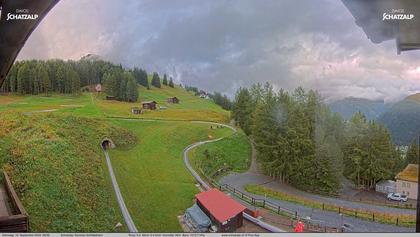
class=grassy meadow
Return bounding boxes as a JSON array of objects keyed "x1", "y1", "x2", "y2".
[
  {"x1": 189, "y1": 130, "x2": 251, "y2": 179},
  {"x1": 0, "y1": 82, "x2": 243, "y2": 232},
  {"x1": 108, "y1": 120, "x2": 232, "y2": 232},
  {"x1": 97, "y1": 85, "x2": 230, "y2": 123}
]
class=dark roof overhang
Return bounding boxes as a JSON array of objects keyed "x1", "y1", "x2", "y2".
[{"x1": 0, "y1": 0, "x2": 59, "y2": 87}]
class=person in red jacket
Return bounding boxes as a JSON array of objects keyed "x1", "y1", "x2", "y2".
[{"x1": 294, "y1": 220, "x2": 305, "y2": 232}]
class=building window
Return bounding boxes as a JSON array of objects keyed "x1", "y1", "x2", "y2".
[
  {"x1": 402, "y1": 182, "x2": 406, "y2": 188},
  {"x1": 407, "y1": 183, "x2": 411, "y2": 188}
]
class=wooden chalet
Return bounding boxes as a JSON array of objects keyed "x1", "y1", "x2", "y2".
[
  {"x1": 142, "y1": 101, "x2": 157, "y2": 110},
  {"x1": 167, "y1": 97, "x2": 180, "y2": 104}
]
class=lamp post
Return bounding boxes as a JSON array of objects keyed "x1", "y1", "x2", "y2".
[{"x1": 416, "y1": 132, "x2": 420, "y2": 232}]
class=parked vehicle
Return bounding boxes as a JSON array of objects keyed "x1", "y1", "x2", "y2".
[{"x1": 387, "y1": 193, "x2": 408, "y2": 202}]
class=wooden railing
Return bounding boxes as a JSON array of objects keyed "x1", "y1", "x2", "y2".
[{"x1": 0, "y1": 171, "x2": 29, "y2": 232}]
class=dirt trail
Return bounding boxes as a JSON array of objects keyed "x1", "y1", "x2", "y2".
[{"x1": 247, "y1": 138, "x2": 261, "y2": 174}]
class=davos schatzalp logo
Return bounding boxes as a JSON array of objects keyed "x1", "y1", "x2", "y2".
[
  {"x1": 6, "y1": 9, "x2": 38, "y2": 21},
  {"x1": 383, "y1": 9, "x2": 414, "y2": 21}
]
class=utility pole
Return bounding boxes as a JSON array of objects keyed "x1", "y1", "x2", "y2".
[{"x1": 417, "y1": 132, "x2": 420, "y2": 232}]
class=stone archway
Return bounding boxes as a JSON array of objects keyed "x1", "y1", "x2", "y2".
[{"x1": 101, "y1": 138, "x2": 115, "y2": 150}]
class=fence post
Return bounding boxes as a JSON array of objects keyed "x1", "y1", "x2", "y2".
[
  {"x1": 263, "y1": 200, "x2": 265, "y2": 208},
  {"x1": 324, "y1": 226, "x2": 327, "y2": 232},
  {"x1": 233, "y1": 188, "x2": 236, "y2": 194},
  {"x1": 295, "y1": 211, "x2": 298, "y2": 218},
  {"x1": 338, "y1": 207, "x2": 341, "y2": 214},
  {"x1": 372, "y1": 213, "x2": 375, "y2": 221},
  {"x1": 277, "y1": 206, "x2": 281, "y2": 214},
  {"x1": 396, "y1": 217, "x2": 399, "y2": 226},
  {"x1": 252, "y1": 197, "x2": 254, "y2": 205},
  {"x1": 241, "y1": 193, "x2": 243, "y2": 199},
  {"x1": 355, "y1": 211, "x2": 357, "y2": 217}
]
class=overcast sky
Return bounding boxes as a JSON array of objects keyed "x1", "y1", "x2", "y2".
[{"x1": 17, "y1": 0, "x2": 420, "y2": 103}]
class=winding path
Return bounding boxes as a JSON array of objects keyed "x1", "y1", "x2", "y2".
[
  {"x1": 182, "y1": 121, "x2": 285, "y2": 233},
  {"x1": 105, "y1": 117, "x2": 413, "y2": 232}
]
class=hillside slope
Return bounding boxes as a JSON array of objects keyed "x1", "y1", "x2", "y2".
[
  {"x1": 378, "y1": 93, "x2": 420, "y2": 145},
  {"x1": 329, "y1": 97, "x2": 389, "y2": 121},
  {"x1": 0, "y1": 113, "x2": 136, "y2": 232},
  {"x1": 97, "y1": 84, "x2": 230, "y2": 123}
]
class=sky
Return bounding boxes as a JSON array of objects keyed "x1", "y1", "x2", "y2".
[{"x1": 17, "y1": 0, "x2": 420, "y2": 103}]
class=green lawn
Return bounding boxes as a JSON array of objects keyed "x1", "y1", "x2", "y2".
[
  {"x1": 0, "y1": 86, "x2": 230, "y2": 123},
  {"x1": 97, "y1": 85, "x2": 230, "y2": 123},
  {"x1": 189, "y1": 130, "x2": 251, "y2": 179},
  {"x1": 0, "y1": 93, "x2": 103, "y2": 117},
  {"x1": 108, "y1": 120, "x2": 232, "y2": 232},
  {"x1": 0, "y1": 113, "x2": 136, "y2": 232}
]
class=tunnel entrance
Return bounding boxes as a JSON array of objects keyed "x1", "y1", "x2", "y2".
[{"x1": 101, "y1": 138, "x2": 115, "y2": 150}]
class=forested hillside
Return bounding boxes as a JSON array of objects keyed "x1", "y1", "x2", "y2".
[
  {"x1": 232, "y1": 83, "x2": 404, "y2": 194},
  {"x1": 329, "y1": 97, "x2": 388, "y2": 121},
  {"x1": 378, "y1": 93, "x2": 420, "y2": 145}
]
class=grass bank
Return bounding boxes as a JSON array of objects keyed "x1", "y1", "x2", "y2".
[
  {"x1": 189, "y1": 130, "x2": 251, "y2": 179},
  {"x1": 0, "y1": 113, "x2": 136, "y2": 232}
]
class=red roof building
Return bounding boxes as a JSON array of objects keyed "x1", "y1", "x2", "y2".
[{"x1": 195, "y1": 188, "x2": 246, "y2": 232}]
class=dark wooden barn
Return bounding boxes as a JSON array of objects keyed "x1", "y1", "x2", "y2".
[
  {"x1": 167, "y1": 97, "x2": 180, "y2": 104},
  {"x1": 195, "y1": 188, "x2": 246, "y2": 232},
  {"x1": 142, "y1": 101, "x2": 157, "y2": 110}
]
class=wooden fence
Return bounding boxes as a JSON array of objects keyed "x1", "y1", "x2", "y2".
[
  {"x1": 212, "y1": 181, "x2": 342, "y2": 232},
  {"x1": 0, "y1": 171, "x2": 29, "y2": 232}
]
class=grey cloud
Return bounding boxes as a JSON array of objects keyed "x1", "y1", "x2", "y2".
[{"x1": 17, "y1": 0, "x2": 420, "y2": 102}]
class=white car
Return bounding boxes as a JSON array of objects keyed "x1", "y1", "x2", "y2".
[{"x1": 387, "y1": 193, "x2": 408, "y2": 202}]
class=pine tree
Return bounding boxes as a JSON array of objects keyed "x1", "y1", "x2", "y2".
[
  {"x1": 232, "y1": 88, "x2": 253, "y2": 134},
  {"x1": 37, "y1": 64, "x2": 50, "y2": 95},
  {"x1": 169, "y1": 77, "x2": 174, "y2": 88},
  {"x1": 151, "y1": 72, "x2": 161, "y2": 88},
  {"x1": 69, "y1": 69, "x2": 80, "y2": 95},
  {"x1": 162, "y1": 74, "x2": 168, "y2": 86},
  {"x1": 17, "y1": 63, "x2": 30, "y2": 94},
  {"x1": 406, "y1": 139, "x2": 419, "y2": 164},
  {"x1": 125, "y1": 72, "x2": 139, "y2": 102}
]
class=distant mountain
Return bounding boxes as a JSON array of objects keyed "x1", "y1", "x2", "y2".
[
  {"x1": 378, "y1": 93, "x2": 420, "y2": 145},
  {"x1": 80, "y1": 53, "x2": 102, "y2": 61},
  {"x1": 329, "y1": 97, "x2": 389, "y2": 121}
]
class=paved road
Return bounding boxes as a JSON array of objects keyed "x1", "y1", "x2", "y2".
[
  {"x1": 104, "y1": 150, "x2": 138, "y2": 232},
  {"x1": 220, "y1": 173, "x2": 414, "y2": 232},
  {"x1": 221, "y1": 172, "x2": 416, "y2": 215}
]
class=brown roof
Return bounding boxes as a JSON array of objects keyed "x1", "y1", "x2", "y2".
[
  {"x1": 396, "y1": 164, "x2": 418, "y2": 183},
  {"x1": 142, "y1": 101, "x2": 157, "y2": 104}
]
